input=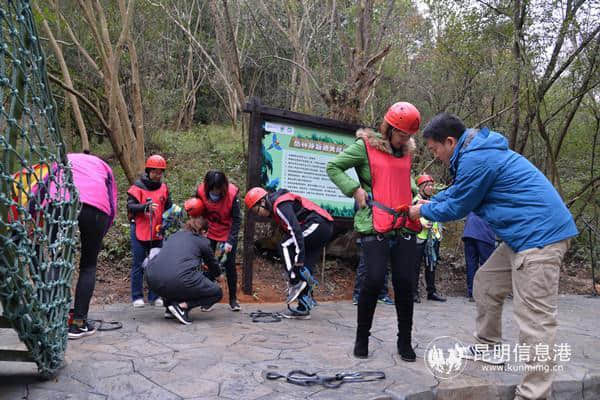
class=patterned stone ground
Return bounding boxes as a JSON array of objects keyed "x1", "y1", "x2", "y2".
[{"x1": 1, "y1": 295, "x2": 599, "y2": 400}]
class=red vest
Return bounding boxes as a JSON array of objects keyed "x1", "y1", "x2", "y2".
[
  {"x1": 363, "y1": 139, "x2": 421, "y2": 233},
  {"x1": 127, "y1": 183, "x2": 169, "y2": 241},
  {"x1": 272, "y1": 192, "x2": 333, "y2": 231},
  {"x1": 196, "y1": 183, "x2": 239, "y2": 242}
]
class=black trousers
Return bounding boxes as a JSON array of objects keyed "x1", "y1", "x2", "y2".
[
  {"x1": 279, "y1": 220, "x2": 333, "y2": 283},
  {"x1": 279, "y1": 220, "x2": 333, "y2": 311},
  {"x1": 209, "y1": 239, "x2": 237, "y2": 302},
  {"x1": 414, "y1": 241, "x2": 437, "y2": 296},
  {"x1": 73, "y1": 204, "x2": 111, "y2": 321},
  {"x1": 149, "y1": 272, "x2": 223, "y2": 311},
  {"x1": 357, "y1": 233, "x2": 417, "y2": 341}
]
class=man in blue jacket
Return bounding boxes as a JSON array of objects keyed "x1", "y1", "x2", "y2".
[{"x1": 409, "y1": 113, "x2": 577, "y2": 400}]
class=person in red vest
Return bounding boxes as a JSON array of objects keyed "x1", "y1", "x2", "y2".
[
  {"x1": 127, "y1": 155, "x2": 172, "y2": 308},
  {"x1": 327, "y1": 101, "x2": 422, "y2": 361},
  {"x1": 244, "y1": 187, "x2": 334, "y2": 319},
  {"x1": 188, "y1": 170, "x2": 242, "y2": 311}
]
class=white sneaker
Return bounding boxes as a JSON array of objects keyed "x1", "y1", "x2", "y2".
[
  {"x1": 153, "y1": 298, "x2": 164, "y2": 307},
  {"x1": 132, "y1": 299, "x2": 145, "y2": 308},
  {"x1": 286, "y1": 281, "x2": 307, "y2": 304},
  {"x1": 460, "y1": 344, "x2": 508, "y2": 365}
]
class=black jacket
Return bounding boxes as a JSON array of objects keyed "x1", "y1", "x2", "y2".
[
  {"x1": 267, "y1": 189, "x2": 328, "y2": 265},
  {"x1": 146, "y1": 230, "x2": 221, "y2": 289}
]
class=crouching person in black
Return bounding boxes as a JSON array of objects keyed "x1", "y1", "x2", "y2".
[{"x1": 146, "y1": 217, "x2": 223, "y2": 325}]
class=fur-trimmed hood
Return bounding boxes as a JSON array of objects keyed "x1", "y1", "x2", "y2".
[{"x1": 355, "y1": 127, "x2": 415, "y2": 156}]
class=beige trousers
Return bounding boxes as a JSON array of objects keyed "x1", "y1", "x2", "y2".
[{"x1": 473, "y1": 239, "x2": 570, "y2": 400}]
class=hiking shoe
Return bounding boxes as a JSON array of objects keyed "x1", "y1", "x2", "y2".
[
  {"x1": 200, "y1": 304, "x2": 216, "y2": 312},
  {"x1": 229, "y1": 300, "x2": 241, "y2": 312},
  {"x1": 281, "y1": 309, "x2": 311, "y2": 320},
  {"x1": 153, "y1": 298, "x2": 164, "y2": 307},
  {"x1": 460, "y1": 344, "x2": 507, "y2": 365},
  {"x1": 378, "y1": 295, "x2": 394, "y2": 305},
  {"x1": 286, "y1": 281, "x2": 307, "y2": 304},
  {"x1": 352, "y1": 296, "x2": 359, "y2": 306},
  {"x1": 397, "y1": 339, "x2": 416, "y2": 362},
  {"x1": 132, "y1": 299, "x2": 145, "y2": 308},
  {"x1": 168, "y1": 304, "x2": 192, "y2": 325},
  {"x1": 354, "y1": 337, "x2": 369, "y2": 358},
  {"x1": 68, "y1": 321, "x2": 97, "y2": 340}
]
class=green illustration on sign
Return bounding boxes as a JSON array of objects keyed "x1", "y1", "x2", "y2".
[{"x1": 260, "y1": 121, "x2": 358, "y2": 218}]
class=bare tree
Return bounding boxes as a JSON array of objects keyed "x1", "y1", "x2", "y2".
[
  {"x1": 36, "y1": 2, "x2": 90, "y2": 152},
  {"x1": 41, "y1": 0, "x2": 147, "y2": 183}
]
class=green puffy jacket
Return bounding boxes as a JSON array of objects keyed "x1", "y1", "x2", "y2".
[{"x1": 326, "y1": 128, "x2": 417, "y2": 235}]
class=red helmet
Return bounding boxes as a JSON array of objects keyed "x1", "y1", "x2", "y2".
[
  {"x1": 244, "y1": 187, "x2": 268, "y2": 209},
  {"x1": 184, "y1": 197, "x2": 204, "y2": 217},
  {"x1": 417, "y1": 174, "x2": 434, "y2": 186},
  {"x1": 145, "y1": 155, "x2": 167, "y2": 170},
  {"x1": 384, "y1": 102, "x2": 421, "y2": 135}
]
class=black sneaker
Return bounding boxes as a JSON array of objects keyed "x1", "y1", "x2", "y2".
[
  {"x1": 68, "y1": 321, "x2": 97, "y2": 340},
  {"x1": 168, "y1": 304, "x2": 192, "y2": 325},
  {"x1": 164, "y1": 310, "x2": 174, "y2": 319},
  {"x1": 280, "y1": 309, "x2": 311, "y2": 320},
  {"x1": 229, "y1": 300, "x2": 241, "y2": 312},
  {"x1": 286, "y1": 281, "x2": 307, "y2": 304},
  {"x1": 427, "y1": 292, "x2": 447, "y2": 302}
]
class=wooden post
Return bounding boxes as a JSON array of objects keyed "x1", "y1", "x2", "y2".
[
  {"x1": 242, "y1": 97, "x2": 263, "y2": 294},
  {"x1": 321, "y1": 247, "x2": 326, "y2": 285}
]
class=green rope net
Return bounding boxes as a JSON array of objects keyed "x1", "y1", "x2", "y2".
[{"x1": 1, "y1": 0, "x2": 79, "y2": 378}]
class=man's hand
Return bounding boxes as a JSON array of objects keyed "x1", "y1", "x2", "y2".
[
  {"x1": 223, "y1": 243, "x2": 233, "y2": 253},
  {"x1": 409, "y1": 204, "x2": 422, "y2": 221},
  {"x1": 353, "y1": 187, "x2": 368, "y2": 209}
]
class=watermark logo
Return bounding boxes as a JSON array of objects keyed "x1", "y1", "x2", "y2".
[{"x1": 424, "y1": 336, "x2": 467, "y2": 380}]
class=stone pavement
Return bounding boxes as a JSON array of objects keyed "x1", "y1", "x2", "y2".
[{"x1": 1, "y1": 295, "x2": 599, "y2": 400}]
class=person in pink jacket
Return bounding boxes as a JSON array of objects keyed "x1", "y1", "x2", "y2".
[{"x1": 66, "y1": 152, "x2": 117, "y2": 339}]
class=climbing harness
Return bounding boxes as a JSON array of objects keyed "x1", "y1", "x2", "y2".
[
  {"x1": 265, "y1": 370, "x2": 386, "y2": 388},
  {"x1": 249, "y1": 311, "x2": 282, "y2": 323},
  {"x1": 88, "y1": 319, "x2": 123, "y2": 331}
]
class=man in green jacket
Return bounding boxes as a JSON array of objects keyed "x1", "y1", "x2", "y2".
[{"x1": 327, "y1": 101, "x2": 422, "y2": 361}]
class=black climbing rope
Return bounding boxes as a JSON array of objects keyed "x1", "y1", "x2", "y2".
[
  {"x1": 249, "y1": 311, "x2": 282, "y2": 323},
  {"x1": 88, "y1": 319, "x2": 123, "y2": 331},
  {"x1": 265, "y1": 370, "x2": 386, "y2": 388}
]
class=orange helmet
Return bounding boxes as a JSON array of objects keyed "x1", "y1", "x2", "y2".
[
  {"x1": 145, "y1": 155, "x2": 167, "y2": 170},
  {"x1": 244, "y1": 187, "x2": 268, "y2": 209},
  {"x1": 384, "y1": 102, "x2": 421, "y2": 135},
  {"x1": 184, "y1": 197, "x2": 204, "y2": 217},
  {"x1": 417, "y1": 174, "x2": 434, "y2": 186}
]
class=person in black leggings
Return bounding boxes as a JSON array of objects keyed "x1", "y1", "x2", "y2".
[{"x1": 67, "y1": 152, "x2": 117, "y2": 339}]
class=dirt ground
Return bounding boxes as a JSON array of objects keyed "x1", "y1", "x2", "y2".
[{"x1": 84, "y1": 245, "x2": 599, "y2": 307}]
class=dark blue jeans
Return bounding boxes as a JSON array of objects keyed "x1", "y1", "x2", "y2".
[
  {"x1": 353, "y1": 242, "x2": 390, "y2": 300},
  {"x1": 130, "y1": 223, "x2": 162, "y2": 302},
  {"x1": 464, "y1": 238, "x2": 495, "y2": 297}
]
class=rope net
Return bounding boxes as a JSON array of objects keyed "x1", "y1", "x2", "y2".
[{"x1": 1, "y1": 1, "x2": 79, "y2": 377}]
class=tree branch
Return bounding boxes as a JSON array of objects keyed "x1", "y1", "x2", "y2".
[
  {"x1": 47, "y1": 72, "x2": 111, "y2": 134},
  {"x1": 566, "y1": 175, "x2": 600, "y2": 208}
]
